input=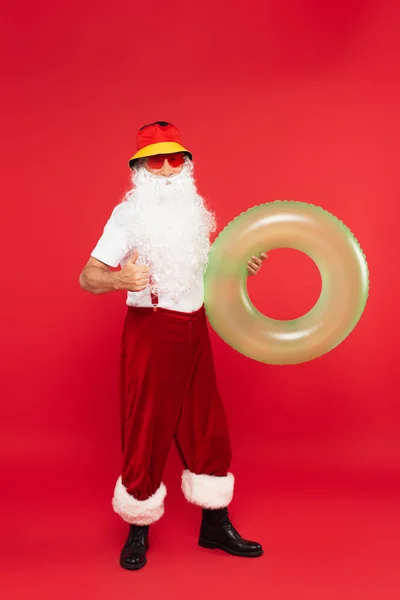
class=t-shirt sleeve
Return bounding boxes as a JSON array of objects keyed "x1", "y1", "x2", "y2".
[{"x1": 90, "y1": 203, "x2": 132, "y2": 268}]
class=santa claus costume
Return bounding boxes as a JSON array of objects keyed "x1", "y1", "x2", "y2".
[{"x1": 89, "y1": 122, "x2": 263, "y2": 570}]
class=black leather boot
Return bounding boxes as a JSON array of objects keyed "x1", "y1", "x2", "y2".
[
  {"x1": 199, "y1": 508, "x2": 263, "y2": 558},
  {"x1": 120, "y1": 525, "x2": 149, "y2": 570}
]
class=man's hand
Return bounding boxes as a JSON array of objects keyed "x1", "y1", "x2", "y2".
[
  {"x1": 116, "y1": 250, "x2": 150, "y2": 292},
  {"x1": 247, "y1": 253, "x2": 268, "y2": 276}
]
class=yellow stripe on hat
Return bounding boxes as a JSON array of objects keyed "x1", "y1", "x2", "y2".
[{"x1": 129, "y1": 141, "x2": 191, "y2": 166}]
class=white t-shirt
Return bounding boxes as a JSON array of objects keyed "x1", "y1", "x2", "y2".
[{"x1": 91, "y1": 204, "x2": 205, "y2": 313}]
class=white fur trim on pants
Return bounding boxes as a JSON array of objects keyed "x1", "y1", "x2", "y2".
[
  {"x1": 181, "y1": 470, "x2": 234, "y2": 509},
  {"x1": 112, "y1": 476, "x2": 167, "y2": 525}
]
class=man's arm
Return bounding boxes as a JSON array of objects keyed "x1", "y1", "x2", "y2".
[
  {"x1": 79, "y1": 252, "x2": 149, "y2": 295},
  {"x1": 79, "y1": 257, "x2": 122, "y2": 294}
]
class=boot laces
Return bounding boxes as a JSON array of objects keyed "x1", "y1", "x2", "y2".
[
  {"x1": 127, "y1": 526, "x2": 147, "y2": 548},
  {"x1": 222, "y1": 512, "x2": 242, "y2": 540}
]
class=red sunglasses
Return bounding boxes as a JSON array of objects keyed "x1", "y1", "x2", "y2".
[{"x1": 146, "y1": 152, "x2": 185, "y2": 169}]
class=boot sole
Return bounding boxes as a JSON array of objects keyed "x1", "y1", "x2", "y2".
[
  {"x1": 199, "y1": 539, "x2": 263, "y2": 558},
  {"x1": 120, "y1": 557, "x2": 147, "y2": 571}
]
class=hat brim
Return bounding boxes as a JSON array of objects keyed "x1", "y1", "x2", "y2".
[{"x1": 129, "y1": 142, "x2": 192, "y2": 168}]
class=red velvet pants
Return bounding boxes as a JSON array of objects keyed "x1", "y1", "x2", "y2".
[{"x1": 112, "y1": 305, "x2": 234, "y2": 525}]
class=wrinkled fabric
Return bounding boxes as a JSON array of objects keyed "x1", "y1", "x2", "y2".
[{"x1": 120, "y1": 305, "x2": 232, "y2": 501}]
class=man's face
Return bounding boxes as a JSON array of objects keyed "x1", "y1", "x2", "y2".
[{"x1": 143, "y1": 152, "x2": 186, "y2": 177}]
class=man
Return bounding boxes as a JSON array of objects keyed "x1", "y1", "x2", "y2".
[{"x1": 80, "y1": 121, "x2": 267, "y2": 570}]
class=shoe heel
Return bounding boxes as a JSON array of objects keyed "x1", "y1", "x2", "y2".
[{"x1": 199, "y1": 539, "x2": 216, "y2": 550}]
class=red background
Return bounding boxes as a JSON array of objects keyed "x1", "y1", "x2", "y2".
[{"x1": 1, "y1": 1, "x2": 399, "y2": 598}]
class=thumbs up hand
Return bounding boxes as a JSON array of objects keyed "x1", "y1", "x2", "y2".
[{"x1": 116, "y1": 250, "x2": 150, "y2": 292}]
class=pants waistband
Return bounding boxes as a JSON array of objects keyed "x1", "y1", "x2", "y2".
[{"x1": 127, "y1": 304, "x2": 205, "y2": 320}]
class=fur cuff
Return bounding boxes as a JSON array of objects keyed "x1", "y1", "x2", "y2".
[
  {"x1": 112, "y1": 476, "x2": 167, "y2": 525},
  {"x1": 181, "y1": 470, "x2": 234, "y2": 509}
]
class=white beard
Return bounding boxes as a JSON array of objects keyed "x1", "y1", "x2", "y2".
[{"x1": 118, "y1": 161, "x2": 216, "y2": 301}]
